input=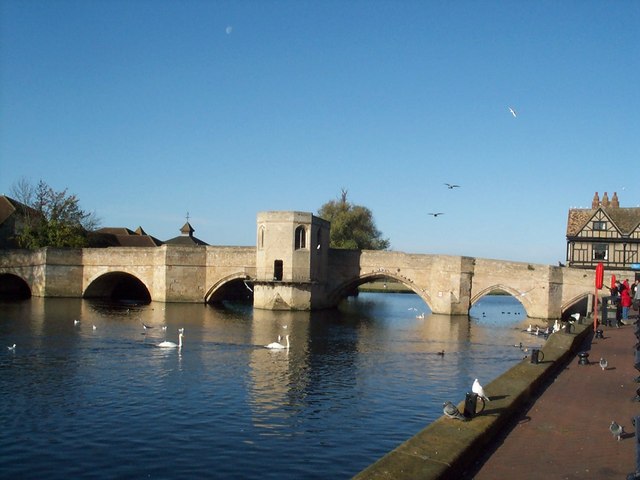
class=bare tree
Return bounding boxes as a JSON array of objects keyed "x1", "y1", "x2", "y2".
[{"x1": 9, "y1": 179, "x2": 101, "y2": 248}]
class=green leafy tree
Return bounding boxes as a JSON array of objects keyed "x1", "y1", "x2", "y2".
[
  {"x1": 318, "y1": 189, "x2": 390, "y2": 250},
  {"x1": 10, "y1": 179, "x2": 100, "y2": 248}
]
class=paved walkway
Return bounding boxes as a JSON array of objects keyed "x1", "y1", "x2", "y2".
[{"x1": 467, "y1": 321, "x2": 639, "y2": 479}]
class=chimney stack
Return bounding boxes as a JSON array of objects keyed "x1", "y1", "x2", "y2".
[{"x1": 611, "y1": 192, "x2": 620, "y2": 208}]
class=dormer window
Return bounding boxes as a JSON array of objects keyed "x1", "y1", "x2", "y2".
[{"x1": 593, "y1": 221, "x2": 607, "y2": 231}]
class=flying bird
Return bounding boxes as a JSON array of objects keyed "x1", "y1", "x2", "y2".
[
  {"x1": 444, "y1": 183, "x2": 460, "y2": 189},
  {"x1": 610, "y1": 421, "x2": 623, "y2": 441},
  {"x1": 508, "y1": 106, "x2": 517, "y2": 118},
  {"x1": 599, "y1": 357, "x2": 608, "y2": 371},
  {"x1": 443, "y1": 401, "x2": 467, "y2": 421},
  {"x1": 428, "y1": 212, "x2": 444, "y2": 217},
  {"x1": 472, "y1": 378, "x2": 490, "y2": 402},
  {"x1": 7, "y1": 344, "x2": 16, "y2": 352}
]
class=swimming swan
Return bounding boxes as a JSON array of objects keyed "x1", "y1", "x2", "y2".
[
  {"x1": 265, "y1": 334, "x2": 289, "y2": 350},
  {"x1": 158, "y1": 332, "x2": 184, "y2": 349}
]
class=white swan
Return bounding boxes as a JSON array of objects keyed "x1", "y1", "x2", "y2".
[
  {"x1": 265, "y1": 334, "x2": 289, "y2": 350},
  {"x1": 158, "y1": 332, "x2": 184, "y2": 349}
]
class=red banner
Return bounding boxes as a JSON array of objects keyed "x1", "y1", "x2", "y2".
[{"x1": 595, "y1": 262, "x2": 604, "y2": 289}]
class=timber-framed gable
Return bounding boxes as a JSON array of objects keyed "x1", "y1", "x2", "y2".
[
  {"x1": 567, "y1": 192, "x2": 640, "y2": 270},
  {"x1": 574, "y1": 209, "x2": 620, "y2": 239}
]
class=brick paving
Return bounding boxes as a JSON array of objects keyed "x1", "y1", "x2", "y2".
[{"x1": 468, "y1": 321, "x2": 640, "y2": 480}]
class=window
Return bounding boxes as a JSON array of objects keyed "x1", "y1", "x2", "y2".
[
  {"x1": 273, "y1": 260, "x2": 283, "y2": 281},
  {"x1": 258, "y1": 226, "x2": 265, "y2": 250},
  {"x1": 295, "y1": 226, "x2": 306, "y2": 250},
  {"x1": 593, "y1": 221, "x2": 607, "y2": 231},
  {"x1": 593, "y1": 243, "x2": 608, "y2": 260}
]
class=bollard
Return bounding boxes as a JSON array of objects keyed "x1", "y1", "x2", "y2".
[
  {"x1": 463, "y1": 392, "x2": 479, "y2": 419},
  {"x1": 595, "y1": 329, "x2": 604, "y2": 339},
  {"x1": 530, "y1": 349, "x2": 545, "y2": 364},
  {"x1": 578, "y1": 352, "x2": 590, "y2": 365}
]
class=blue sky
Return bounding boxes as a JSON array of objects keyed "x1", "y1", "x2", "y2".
[{"x1": 1, "y1": 1, "x2": 638, "y2": 264}]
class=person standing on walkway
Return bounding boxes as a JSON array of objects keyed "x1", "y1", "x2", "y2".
[
  {"x1": 621, "y1": 282, "x2": 632, "y2": 326},
  {"x1": 606, "y1": 280, "x2": 622, "y2": 327}
]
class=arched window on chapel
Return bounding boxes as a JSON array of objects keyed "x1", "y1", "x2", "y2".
[{"x1": 295, "y1": 226, "x2": 306, "y2": 250}]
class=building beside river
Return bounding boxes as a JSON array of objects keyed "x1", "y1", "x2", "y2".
[{"x1": 566, "y1": 191, "x2": 640, "y2": 271}]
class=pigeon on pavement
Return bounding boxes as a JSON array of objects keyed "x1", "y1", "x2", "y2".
[
  {"x1": 600, "y1": 357, "x2": 608, "y2": 371},
  {"x1": 443, "y1": 401, "x2": 467, "y2": 421},
  {"x1": 610, "y1": 421, "x2": 624, "y2": 441}
]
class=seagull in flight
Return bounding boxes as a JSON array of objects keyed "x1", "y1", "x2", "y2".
[
  {"x1": 428, "y1": 212, "x2": 444, "y2": 217},
  {"x1": 508, "y1": 107, "x2": 517, "y2": 118},
  {"x1": 444, "y1": 183, "x2": 460, "y2": 189}
]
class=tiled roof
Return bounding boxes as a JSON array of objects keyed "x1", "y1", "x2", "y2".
[
  {"x1": 95, "y1": 227, "x2": 136, "y2": 236},
  {"x1": 164, "y1": 234, "x2": 208, "y2": 246},
  {"x1": 90, "y1": 226, "x2": 163, "y2": 247},
  {"x1": 0, "y1": 195, "x2": 40, "y2": 225},
  {"x1": 567, "y1": 207, "x2": 640, "y2": 237}
]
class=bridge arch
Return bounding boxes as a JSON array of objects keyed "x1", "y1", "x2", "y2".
[
  {"x1": 327, "y1": 272, "x2": 433, "y2": 310},
  {"x1": 470, "y1": 284, "x2": 530, "y2": 317},
  {"x1": 561, "y1": 293, "x2": 591, "y2": 319},
  {"x1": 84, "y1": 272, "x2": 151, "y2": 304},
  {"x1": 0, "y1": 273, "x2": 31, "y2": 300},
  {"x1": 205, "y1": 273, "x2": 254, "y2": 304}
]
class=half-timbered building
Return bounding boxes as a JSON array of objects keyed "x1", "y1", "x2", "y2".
[{"x1": 566, "y1": 192, "x2": 640, "y2": 269}]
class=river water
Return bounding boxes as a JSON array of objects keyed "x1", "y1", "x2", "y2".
[{"x1": 0, "y1": 293, "x2": 542, "y2": 479}]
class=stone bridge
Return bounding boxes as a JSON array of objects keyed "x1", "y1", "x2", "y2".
[
  {"x1": 0, "y1": 244, "x2": 602, "y2": 320},
  {"x1": 0, "y1": 210, "x2": 612, "y2": 319}
]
